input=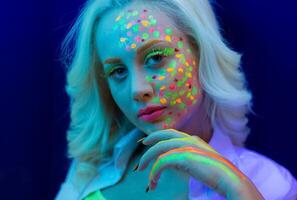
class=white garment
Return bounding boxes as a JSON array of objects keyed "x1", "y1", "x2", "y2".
[{"x1": 55, "y1": 127, "x2": 297, "y2": 200}]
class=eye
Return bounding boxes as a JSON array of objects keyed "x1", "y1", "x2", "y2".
[
  {"x1": 144, "y1": 47, "x2": 174, "y2": 67},
  {"x1": 107, "y1": 66, "x2": 128, "y2": 81}
]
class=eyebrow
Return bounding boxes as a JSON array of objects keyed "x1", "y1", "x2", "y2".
[{"x1": 103, "y1": 39, "x2": 165, "y2": 65}]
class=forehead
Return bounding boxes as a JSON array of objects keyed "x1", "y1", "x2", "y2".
[{"x1": 96, "y1": 3, "x2": 184, "y2": 60}]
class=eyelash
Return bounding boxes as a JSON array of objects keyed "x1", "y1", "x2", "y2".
[{"x1": 106, "y1": 47, "x2": 174, "y2": 80}]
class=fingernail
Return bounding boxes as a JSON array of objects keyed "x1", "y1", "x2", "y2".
[
  {"x1": 145, "y1": 185, "x2": 150, "y2": 193},
  {"x1": 133, "y1": 163, "x2": 139, "y2": 171},
  {"x1": 137, "y1": 137, "x2": 145, "y2": 143}
]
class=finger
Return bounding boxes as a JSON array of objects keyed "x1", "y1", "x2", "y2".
[
  {"x1": 138, "y1": 137, "x2": 218, "y2": 171},
  {"x1": 143, "y1": 129, "x2": 216, "y2": 155},
  {"x1": 143, "y1": 129, "x2": 189, "y2": 145},
  {"x1": 149, "y1": 147, "x2": 245, "y2": 194}
]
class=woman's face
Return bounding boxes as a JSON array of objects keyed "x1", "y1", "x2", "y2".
[{"x1": 96, "y1": 3, "x2": 203, "y2": 134}]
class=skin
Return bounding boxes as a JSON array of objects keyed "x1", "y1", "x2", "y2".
[{"x1": 96, "y1": 2, "x2": 264, "y2": 199}]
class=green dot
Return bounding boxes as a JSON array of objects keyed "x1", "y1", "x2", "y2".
[
  {"x1": 152, "y1": 97, "x2": 160, "y2": 103},
  {"x1": 177, "y1": 81, "x2": 183, "y2": 87},
  {"x1": 150, "y1": 19, "x2": 157, "y2": 26},
  {"x1": 179, "y1": 103, "x2": 186, "y2": 109},
  {"x1": 146, "y1": 76, "x2": 153, "y2": 82},
  {"x1": 169, "y1": 60, "x2": 177, "y2": 68},
  {"x1": 192, "y1": 87, "x2": 198, "y2": 95},
  {"x1": 153, "y1": 31, "x2": 160, "y2": 38},
  {"x1": 165, "y1": 28, "x2": 173, "y2": 35},
  {"x1": 132, "y1": 24, "x2": 139, "y2": 32},
  {"x1": 166, "y1": 117, "x2": 172, "y2": 124},
  {"x1": 170, "y1": 101, "x2": 176, "y2": 106},
  {"x1": 142, "y1": 33, "x2": 149, "y2": 39},
  {"x1": 177, "y1": 41, "x2": 184, "y2": 49},
  {"x1": 132, "y1": 11, "x2": 139, "y2": 16},
  {"x1": 172, "y1": 92, "x2": 178, "y2": 99},
  {"x1": 179, "y1": 90, "x2": 185, "y2": 95}
]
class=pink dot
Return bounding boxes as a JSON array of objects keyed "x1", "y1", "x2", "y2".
[
  {"x1": 149, "y1": 27, "x2": 154, "y2": 33},
  {"x1": 159, "y1": 91, "x2": 164, "y2": 97},
  {"x1": 140, "y1": 14, "x2": 146, "y2": 19},
  {"x1": 135, "y1": 36, "x2": 141, "y2": 42},
  {"x1": 127, "y1": 31, "x2": 132, "y2": 36}
]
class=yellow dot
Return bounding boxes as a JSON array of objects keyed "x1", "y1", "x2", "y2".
[
  {"x1": 190, "y1": 96, "x2": 195, "y2": 101},
  {"x1": 185, "y1": 62, "x2": 190, "y2": 67},
  {"x1": 160, "y1": 86, "x2": 166, "y2": 91},
  {"x1": 141, "y1": 20, "x2": 150, "y2": 27},
  {"x1": 186, "y1": 83, "x2": 190, "y2": 87},
  {"x1": 193, "y1": 61, "x2": 196, "y2": 65},
  {"x1": 178, "y1": 68, "x2": 184, "y2": 73},
  {"x1": 131, "y1": 43, "x2": 137, "y2": 49},
  {"x1": 176, "y1": 98, "x2": 182, "y2": 104},
  {"x1": 176, "y1": 54, "x2": 182, "y2": 58},
  {"x1": 126, "y1": 23, "x2": 133, "y2": 29},
  {"x1": 115, "y1": 15, "x2": 122, "y2": 22},
  {"x1": 165, "y1": 35, "x2": 171, "y2": 42},
  {"x1": 160, "y1": 98, "x2": 167, "y2": 105},
  {"x1": 167, "y1": 68, "x2": 174, "y2": 73},
  {"x1": 120, "y1": 37, "x2": 127, "y2": 42},
  {"x1": 158, "y1": 76, "x2": 165, "y2": 81},
  {"x1": 187, "y1": 73, "x2": 192, "y2": 78}
]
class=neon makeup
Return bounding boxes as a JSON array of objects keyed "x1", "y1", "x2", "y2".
[
  {"x1": 149, "y1": 146, "x2": 245, "y2": 190},
  {"x1": 112, "y1": 8, "x2": 201, "y2": 130}
]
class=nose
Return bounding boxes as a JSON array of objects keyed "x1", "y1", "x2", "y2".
[{"x1": 132, "y1": 72, "x2": 154, "y2": 103}]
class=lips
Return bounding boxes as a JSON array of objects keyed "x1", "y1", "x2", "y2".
[{"x1": 138, "y1": 105, "x2": 167, "y2": 122}]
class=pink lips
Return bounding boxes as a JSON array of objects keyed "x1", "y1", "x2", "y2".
[{"x1": 138, "y1": 105, "x2": 167, "y2": 122}]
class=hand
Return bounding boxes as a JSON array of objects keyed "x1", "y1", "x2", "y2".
[{"x1": 136, "y1": 129, "x2": 264, "y2": 199}]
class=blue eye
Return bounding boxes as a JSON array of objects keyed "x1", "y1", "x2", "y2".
[
  {"x1": 145, "y1": 54, "x2": 165, "y2": 66},
  {"x1": 108, "y1": 67, "x2": 127, "y2": 80}
]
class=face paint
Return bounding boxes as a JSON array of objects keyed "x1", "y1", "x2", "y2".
[
  {"x1": 109, "y1": 8, "x2": 201, "y2": 131},
  {"x1": 149, "y1": 147, "x2": 245, "y2": 189}
]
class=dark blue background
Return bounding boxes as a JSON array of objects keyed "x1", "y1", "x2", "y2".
[{"x1": 0, "y1": 0, "x2": 296, "y2": 199}]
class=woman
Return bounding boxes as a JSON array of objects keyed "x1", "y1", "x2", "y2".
[{"x1": 55, "y1": 0, "x2": 297, "y2": 199}]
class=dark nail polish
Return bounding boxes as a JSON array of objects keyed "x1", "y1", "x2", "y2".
[
  {"x1": 133, "y1": 163, "x2": 139, "y2": 171},
  {"x1": 145, "y1": 185, "x2": 150, "y2": 193}
]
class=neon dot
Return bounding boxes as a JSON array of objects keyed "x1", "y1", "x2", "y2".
[
  {"x1": 142, "y1": 33, "x2": 149, "y2": 39},
  {"x1": 158, "y1": 76, "x2": 165, "y2": 81},
  {"x1": 186, "y1": 73, "x2": 192, "y2": 78},
  {"x1": 170, "y1": 101, "x2": 176, "y2": 106},
  {"x1": 152, "y1": 97, "x2": 160, "y2": 103},
  {"x1": 165, "y1": 35, "x2": 171, "y2": 42},
  {"x1": 185, "y1": 62, "x2": 190, "y2": 67},
  {"x1": 127, "y1": 31, "x2": 132, "y2": 36},
  {"x1": 140, "y1": 14, "x2": 146, "y2": 19},
  {"x1": 176, "y1": 98, "x2": 182, "y2": 104},
  {"x1": 153, "y1": 31, "x2": 160, "y2": 38},
  {"x1": 160, "y1": 86, "x2": 166, "y2": 90},
  {"x1": 149, "y1": 27, "x2": 154, "y2": 33},
  {"x1": 165, "y1": 28, "x2": 173, "y2": 35},
  {"x1": 131, "y1": 43, "x2": 137, "y2": 48},
  {"x1": 126, "y1": 23, "x2": 133, "y2": 29},
  {"x1": 132, "y1": 11, "x2": 139, "y2": 16},
  {"x1": 178, "y1": 68, "x2": 184, "y2": 73},
  {"x1": 169, "y1": 60, "x2": 177, "y2": 68},
  {"x1": 169, "y1": 83, "x2": 175, "y2": 90},
  {"x1": 120, "y1": 37, "x2": 127, "y2": 42},
  {"x1": 177, "y1": 41, "x2": 184, "y2": 48},
  {"x1": 190, "y1": 96, "x2": 195, "y2": 100},
  {"x1": 150, "y1": 19, "x2": 157, "y2": 25},
  {"x1": 115, "y1": 15, "x2": 122, "y2": 22},
  {"x1": 167, "y1": 68, "x2": 174, "y2": 73},
  {"x1": 148, "y1": 15, "x2": 153, "y2": 19},
  {"x1": 132, "y1": 24, "x2": 139, "y2": 32},
  {"x1": 160, "y1": 98, "x2": 167, "y2": 105},
  {"x1": 146, "y1": 76, "x2": 153, "y2": 82},
  {"x1": 135, "y1": 36, "x2": 141, "y2": 42},
  {"x1": 141, "y1": 20, "x2": 150, "y2": 27}
]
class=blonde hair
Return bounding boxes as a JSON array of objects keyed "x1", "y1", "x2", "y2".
[{"x1": 61, "y1": 0, "x2": 253, "y2": 182}]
